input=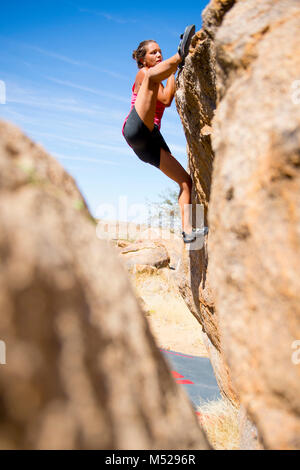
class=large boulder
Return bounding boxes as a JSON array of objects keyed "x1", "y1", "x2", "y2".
[
  {"x1": 136, "y1": 228, "x2": 183, "y2": 271},
  {"x1": 176, "y1": 0, "x2": 300, "y2": 450},
  {"x1": 118, "y1": 240, "x2": 170, "y2": 270},
  {"x1": 175, "y1": 0, "x2": 239, "y2": 406},
  {"x1": 209, "y1": 0, "x2": 300, "y2": 450},
  {"x1": 0, "y1": 121, "x2": 210, "y2": 450}
]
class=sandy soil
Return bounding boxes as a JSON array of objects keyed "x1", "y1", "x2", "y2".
[
  {"x1": 107, "y1": 224, "x2": 208, "y2": 357},
  {"x1": 147, "y1": 316, "x2": 208, "y2": 357},
  {"x1": 129, "y1": 267, "x2": 208, "y2": 357}
]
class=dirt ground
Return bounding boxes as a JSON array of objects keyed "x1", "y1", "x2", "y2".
[
  {"x1": 106, "y1": 224, "x2": 208, "y2": 357},
  {"x1": 128, "y1": 267, "x2": 208, "y2": 358},
  {"x1": 147, "y1": 316, "x2": 208, "y2": 357},
  {"x1": 114, "y1": 235, "x2": 239, "y2": 450}
]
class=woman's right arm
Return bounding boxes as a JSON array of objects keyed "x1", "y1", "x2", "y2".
[{"x1": 157, "y1": 74, "x2": 175, "y2": 107}]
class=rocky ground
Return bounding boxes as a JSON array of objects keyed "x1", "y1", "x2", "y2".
[
  {"x1": 106, "y1": 224, "x2": 208, "y2": 358},
  {"x1": 130, "y1": 268, "x2": 208, "y2": 358},
  {"x1": 109, "y1": 230, "x2": 242, "y2": 450}
]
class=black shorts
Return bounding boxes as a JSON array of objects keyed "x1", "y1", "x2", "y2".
[{"x1": 123, "y1": 106, "x2": 170, "y2": 169}]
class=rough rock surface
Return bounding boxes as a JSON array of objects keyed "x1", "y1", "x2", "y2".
[
  {"x1": 0, "y1": 121, "x2": 210, "y2": 450},
  {"x1": 118, "y1": 240, "x2": 170, "y2": 270},
  {"x1": 176, "y1": 0, "x2": 300, "y2": 450},
  {"x1": 175, "y1": 0, "x2": 239, "y2": 406},
  {"x1": 102, "y1": 225, "x2": 182, "y2": 270},
  {"x1": 209, "y1": 0, "x2": 300, "y2": 450},
  {"x1": 136, "y1": 228, "x2": 183, "y2": 271}
]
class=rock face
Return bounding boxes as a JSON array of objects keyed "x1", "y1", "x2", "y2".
[
  {"x1": 176, "y1": 0, "x2": 239, "y2": 406},
  {"x1": 176, "y1": 0, "x2": 300, "y2": 450},
  {"x1": 0, "y1": 121, "x2": 210, "y2": 450},
  {"x1": 118, "y1": 241, "x2": 170, "y2": 270}
]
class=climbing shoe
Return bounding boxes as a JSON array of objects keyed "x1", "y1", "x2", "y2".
[
  {"x1": 182, "y1": 226, "x2": 209, "y2": 244},
  {"x1": 178, "y1": 25, "x2": 195, "y2": 66}
]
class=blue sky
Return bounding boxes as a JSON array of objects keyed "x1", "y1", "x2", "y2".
[{"x1": 0, "y1": 0, "x2": 209, "y2": 222}]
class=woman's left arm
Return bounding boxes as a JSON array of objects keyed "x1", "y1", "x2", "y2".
[{"x1": 157, "y1": 74, "x2": 176, "y2": 107}]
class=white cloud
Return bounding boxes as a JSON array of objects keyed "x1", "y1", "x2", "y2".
[
  {"x1": 5, "y1": 82, "x2": 126, "y2": 120},
  {"x1": 25, "y1": 45, "x2": 86, "y2": 66},
  {"x1": 7, "y1": 95, "x2": 98, "y2": 115},
  {"x1": 32, "y1": 130, "x2": 132, "y2": 155},
  {"x1": 45, "y1": 76, "x2": 128, "y2": 103},
  {"x1": 53, "y1": 152, "x2": 121, "y2": 166},
  {"x1": 78, "y1": 8, "x2": 136, "y2": 24},
  {"x1": 24, "y1": 44, "x2": 128, "y2": 80}
]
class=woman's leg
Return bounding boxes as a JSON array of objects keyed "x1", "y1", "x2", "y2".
[
  {"x1": 134, "y1": 53, "x2": 182, "y2": 131},
  {"x1": 159, "y1": 148, "x2": 193, "y2": 233}
]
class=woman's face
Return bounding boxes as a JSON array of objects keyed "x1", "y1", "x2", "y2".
[{"x1": 143, "y1": 42, "x2": 162, "y2": 67}]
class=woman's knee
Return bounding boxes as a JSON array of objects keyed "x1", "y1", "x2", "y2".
[
  {"x1": 180, "y1": 176, "x2": 193, "y2": 191},
  {"x1": 178, "y1": 177, "x2": 192, "y2": 200},
  {"x1": 146, "y1": 67, "x2": 161, "y2": 84}
]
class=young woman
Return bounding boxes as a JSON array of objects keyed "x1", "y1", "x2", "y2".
[{"x1": 122, "y1": 25, "x2": 208, "y2": 243}]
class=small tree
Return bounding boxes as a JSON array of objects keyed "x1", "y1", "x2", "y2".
[{"x1": 145, "y1": 186, "x2": 181, "y2": 233}]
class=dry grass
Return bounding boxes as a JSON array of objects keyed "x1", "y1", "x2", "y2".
[
  {"x1": 197, "y1": 398, "x2": 240, "y2": 450},
  {"x1": 129, "y1": 268, "x2": 208, "y2": 357},
  {"x1": 130, "y1": 267, "x2": 239, "y2": 449},
  {"x1": 119, "y1": 228, "x2": 239, "y2": 449}
]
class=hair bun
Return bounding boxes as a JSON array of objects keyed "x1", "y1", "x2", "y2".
[{"x1": 132, "y1": 40, "x2": 156, "y2": 69}]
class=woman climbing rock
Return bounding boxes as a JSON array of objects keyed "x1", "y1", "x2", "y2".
[{"x1": 122, "y1": 25, "x2": 208, "y2": 244}]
